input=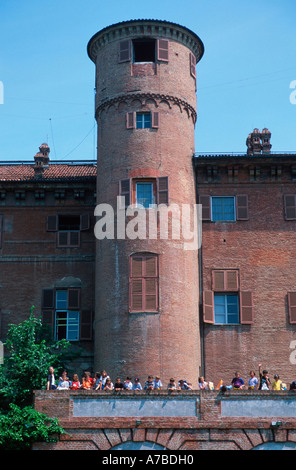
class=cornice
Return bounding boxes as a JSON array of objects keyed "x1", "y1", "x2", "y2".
[
  {"x1": 87, "y1": 19, "x2": 204, "y2": 63},
  {"x1": 95, "y1": 92, "x2": 197, "y2": 123}
]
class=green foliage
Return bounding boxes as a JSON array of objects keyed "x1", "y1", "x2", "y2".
[
  {"x1": 0, "y1": 307, "x2": 70, "y2": 449},
  {"x1": 0, "y1": 404, "x2": 64, "y2": 450},
  {"x1": 0, "y1": 306, "x2": 70, "y2": 407}
]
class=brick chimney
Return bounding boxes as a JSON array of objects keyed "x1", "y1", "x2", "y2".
[{"x1": 34, "y1": 143, "x2": 50, "y2": 177}]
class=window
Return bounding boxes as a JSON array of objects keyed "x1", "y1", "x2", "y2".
[
  {"x1": 119, "y1": 176, "x2": 168, "y2": 208},
  {"x1": 203, "y1": 270, "x2": 253, "y2": 325},
  {"x1": 55, "y1": 309, "x2": 79, "y2": 341},
  {"x1": 284, "y1": 195, "x2": 296, "y2": 220},
  {"x1": 212, "y1": 196, "x2": 235, "y2": 222},
  {"x1": 133, "y1": 38, "x2": 156, "y2": 62},
  {"x1": 214, "y1": 294, "x2": 239, "y2": 324},
  {"x1": 126, "y1": 111, "x2": 159, "y2": 129},
  {"x1": 41, "y1": 287, "x2": 94, "y2": 341},
  {"x1": 118, "y1": 38, "x2": 169, "y2": 64},
  {"x1": 136, "y1": 182, "x2": 155, "y2": 208},
  {"x1": 136, "y1": 112, "x2": 151, "y2": 129},
  {"x1": 46, "y1": 213, "x2": 90, "y2": 247},
  {"x1": 129, "y1": 253, "x2": 159, "y2": 312},
  {"x1": 199, "y1": 195, "x2": 248, "y2": 222}
]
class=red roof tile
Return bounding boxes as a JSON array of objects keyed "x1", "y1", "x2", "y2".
[{"x1": 0, "y1": 163, "x2": 97, "y2": 182}]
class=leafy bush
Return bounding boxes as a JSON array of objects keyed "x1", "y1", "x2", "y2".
[
  {"x1": 0, "y1": 308, "x2": 70, "y2": 449},
  {"x1": 0, "y1": 404, "x2": 64, "y2": 450}
]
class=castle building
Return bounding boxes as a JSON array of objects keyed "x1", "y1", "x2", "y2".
[
  {"x1": 87, "y1": 19, "x2": 204, "y2": 387},
  {"x1": 0, "y1": 20, "x2": 295, "y2": 389}
]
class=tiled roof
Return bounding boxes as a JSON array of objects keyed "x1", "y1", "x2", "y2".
[{"x1": 0, "y1": 162, "x2": 97, "y2": 182}]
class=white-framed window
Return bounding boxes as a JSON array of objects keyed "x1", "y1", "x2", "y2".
[
  {"x1": 211, "y1": 196, "x2": 236, "y2": 222},
  {"x1": 214, "y1": 293, "x2": 239, "y2": 324},
  {"x1": 54, "y1": 290, "x2": 79, "y2": 341},
  {"x1": 136, "y1": 112, "x2": 151, "y2": 129},
  {"x1": 136, "y1": 181, "x2": 155, "y2": 208}
]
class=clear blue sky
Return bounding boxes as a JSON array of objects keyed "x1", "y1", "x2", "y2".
[{"x1": 0, "y1": 0, "x2": 295, "y2": 161}]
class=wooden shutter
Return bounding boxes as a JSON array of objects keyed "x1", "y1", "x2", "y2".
[
  {"x1": 126, "y1": 112, "x2": 136, "y2": 129},
  {"x1": 118, "y1": 40, "x2": 131, "y2": 63},
  {"x1": 189, "y1": 52, "x2": 196, "y2": 78},
  {"x1": 152, "y1": 111, "x2": 159, "y2": 129},
  {"x1": 288, "y1": 292, "x2": 296, "y2": 324},
  {"x1": 119, "y1": 179, "x2": 130, "y2": 208},
  {"x1": 236, "y1": 195, "x2": 249, "y2": 220},
  {"x1": 203, "y1": 291, "x2": 214, "y2": 324},
  {"x1": 240, "y1": 292, "x2": 254, "y2": 324},
  {"x1": 157, "y1": 39, "x2": 169, "y2": 62},
  {"x1": 131, "y1": 255, "x2": 143, "y2": 277},
  {"x1": 145, "y1": 278, "x2": 157, "y2": 310},
  {"x1": 284, "y1": 195, "x2": 296, "y2": 220},
  {"x1": 42, "y1": 310, "x2": 55, "y2": 337},
  {"x1": 131, "y1": 279, "x2": 143, "y2": 311},
  {"x1": 199, "y1": 195, "x2": 211, "y2": 221},
  {"x1": 0, "y1": 215, "x2": 3, "y2": 249},
  {"x1": 47, "y1": 215, "x2": 58, "y2": 231},
  {"x1": 157, "y1": 177, "x2": 169, "y2": 205},
  {"x1": 69, "y1": 231, "x2": 80, "y2": 247},
  {"x1": 80, "y1": 310, "x2": 94, "y2": 340},
  {"x1": 130, "y1": 254, "x2": 158, "y2": 312},
  {"x1": 42, "y1": 288, "x2": 54, "y2": 309},
  {"x1": 80, "y1": 213, "x2": 90, "y2": 231},
  {"x1": 68, "y1": 288, "x2": 80, "y2": 310},
  {"x1": 212, "y1": 270, "x2": 239, "y2": 291}
]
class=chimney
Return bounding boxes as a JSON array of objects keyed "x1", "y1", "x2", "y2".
[
  {"x1": 34, "y1": 143, "x2": 50, "y2": 178},
  {"x1": 246, "y1": 128, "x2": 271, "y2": 155}
]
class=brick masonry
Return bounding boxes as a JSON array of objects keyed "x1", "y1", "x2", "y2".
[
  {"x1": 33, "y1": 389, "x2": 296, "y2": 450},
  {"x1": 196, "y1": 154, "x2": 296, "y2": 387}
]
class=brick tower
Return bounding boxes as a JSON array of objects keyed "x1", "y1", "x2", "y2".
[{"x1": 88, "y1": 20, "x2": 204, "y2": 387}]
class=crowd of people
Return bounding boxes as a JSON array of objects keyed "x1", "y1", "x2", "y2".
[
  {"x1": 46, "y1": 367, "x2": 193, "y2": 392},
  {"x1": 46, "y1": 364, "x2": 296, "y2": 392}
]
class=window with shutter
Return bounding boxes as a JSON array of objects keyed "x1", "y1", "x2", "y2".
[
  {"x1": 130, "y1": 253, "x2": 159, "y2": 312},
  {"x1": 157, "y1": 177, "x2": 169, "y2": 205},
  {"x1": 47, "y1": 215, "x2": 58, "y2": 231},
  {"x1": 157, "y1": 39, "x2": 169, "y2": 62},
  {"x1": 214, "y1": 293, "x2": 239, "y2": 324},
  {"x1": 42, "y1": 289, "x2": 54, "y2": 309},
  {"x1": 212, "y1": 270, "x2": 239, "y2": 292},
  {"x1": 189, "y1": 52, "x2": 196, "y2": 78},
  {"x1": 80, "y1": 310, "x2": 94, "y2": 340},
  {"x1": 42, "y1": 310, "x2": 55, "y2": 337},
  {"x1": 240, "y1": 292, "x2": 254, "y2": 324},
  {"x1": 126, "y1": 112, "x2": 136, "y2": 129},
  {"x1": 284, "y1": 195, "x2": 296, "y2": 220},
  {"x1": 119, "y1": 179, "x2": 131, "y2": 208},
  {"x1": 68, "y1": 288, "x2": 80, "y2": 310},
  {"x1": 288, "y1": 292, "x2": 296, "y2": 324},
  {"x1": 236, "y1": 195, "x2": 249, "y2": 220},
  {"x1": 151, "y1": 112, "x2": 159, "y2": 129},
  {"x1": 118, "y1": 40, "x2": 131, "y2": 63},
  {"x1": 203, "y1": 291, "x2": 214, "y2": 324},
  {"x1": 199, "y1": 195, "x2": 211, "y2": 221},
  {"x1": 80, "y1": 213, "x2": 90, "y2": 231}
]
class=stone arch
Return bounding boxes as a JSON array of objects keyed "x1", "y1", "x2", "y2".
[{"x1": 111, "y1": 441, "x2": 167, "y2": 450}]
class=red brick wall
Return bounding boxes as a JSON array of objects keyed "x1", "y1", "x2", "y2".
[
  {"x1": 91, "y1": 21, "x2": 203, "y2": 387},
  {"x1": 33, "y1": 390, "x2": 296, "y2": 450},
  {"x1": 197, "y1": 156, "x2": 296, "y2": 387}
]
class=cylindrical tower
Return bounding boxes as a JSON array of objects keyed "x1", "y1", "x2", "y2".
[{"x1": 88, "y1": 19, "x2": 204, "y2": 387}]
